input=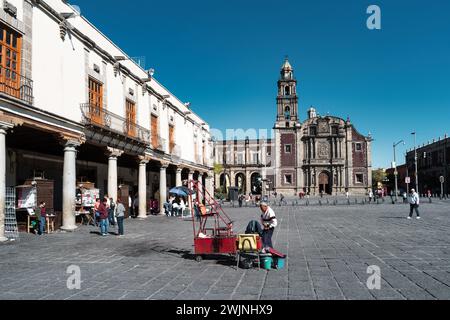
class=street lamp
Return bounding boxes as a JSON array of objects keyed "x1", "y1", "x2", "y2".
[
  {"x1": 393, "y1": 140, "x2": 405, "y2": 202},
  {"x1": 411, "y1": 132, "x2": 419, "y2": 193}
]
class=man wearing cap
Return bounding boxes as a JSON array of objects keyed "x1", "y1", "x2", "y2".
[
  {"x1": 259, "y1": 202, "x2": 278, "y2": 251},
  {"x1": 408, "y1": 189, "x2": 421, "y2": 220}
]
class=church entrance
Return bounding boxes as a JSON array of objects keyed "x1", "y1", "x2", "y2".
[{"x1": 318, "y1": 171, "x2": 332, "y2": 195}]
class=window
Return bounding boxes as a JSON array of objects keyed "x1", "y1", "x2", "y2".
[
  {"x1": 332, "y1": 126, "x2": 339, "y2": 135},
  {"x1": 355, "y1": 174, "x2": 364, "y2": 184},
  {"x1": 284, "y1": 106, "x2": 291, "y2": 120},
  {"x1": 285, "y1": 86, "x2": 290, "y2": 95},
  {"x1": 169, "y1": 125, "x2": 175, "y2": 153},
  {"x1": 310, "y1": 127, "x2": 317, "y2": 136},
  {"x1": 285, "y1": 144, "x2": 292, "y2": 153},
  {"x1": 285, "y1": 175, "x2": 293, "y2": 184},
  {"x1": 88, "y1": 77, "x2": 103, "y2": 124},
  {"x1": 125, "y1": 99, "x2": 136, "y2": 137},
  {"x1": 0, "y1": 24, "x2": 22, "y2": 99},
  {"x1": 151, "y1": 114, "x2": 159, "y2": 148},
  {"x1": 237, "y1": 153, "x2": 244, "y2": 165},
  {"x1": 252, "y1": 153, "x2": 259, "y2": 164},
  {"x1": 355, "y1": 143, "x2": 362, "y2": 151}
]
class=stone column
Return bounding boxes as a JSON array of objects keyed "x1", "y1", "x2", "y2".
[
  {"x1": 0, "y1": 123, "x2": 13, "y2": 242},
  {"x1": 176, "y1": 167, "x2": 183, "y2": 187},
  {"x1": 188, "y1": 170, "x2": 194, "y2": 182},
  {"x1": 106, "y1": 148, "x2": 123, "y2": 204},
  {"x1": 159, "y1": 162, "x2": 169, "y2": 214},
  {"x1": 61, "y1": 140, "x2": 80, "y2": 232},
  {"x1": 138, "y1": 157, "x2": 149, "y2": 219}
]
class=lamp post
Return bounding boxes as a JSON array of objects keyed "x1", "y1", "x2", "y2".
[
  {"x1": 393, "y1": 140, "x2": 405, "y2": 202},
  {"x1": 412, "y1": 132, "x2": 419, "y2": 193}
]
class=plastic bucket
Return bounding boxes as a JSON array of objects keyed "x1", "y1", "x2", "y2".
[{"x1": 260, "y1": 255, "x2": 273, "y2": 270}]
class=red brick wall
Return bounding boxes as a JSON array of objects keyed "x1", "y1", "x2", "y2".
[{"x1": 280, "y1": 133, "x2": 296, "y2": 167}]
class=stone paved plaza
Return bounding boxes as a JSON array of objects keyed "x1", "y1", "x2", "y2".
[{"x1": 1, "y1": 200, "x2": 450, "y2": 300}]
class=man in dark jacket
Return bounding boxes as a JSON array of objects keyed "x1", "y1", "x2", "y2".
[{"x1": 98, "y1": 198, "x2": 109, "y2": 236}]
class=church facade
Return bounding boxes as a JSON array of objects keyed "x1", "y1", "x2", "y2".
[{"x1": 214, "y1": 59, "x2": 372, "y2": 196}]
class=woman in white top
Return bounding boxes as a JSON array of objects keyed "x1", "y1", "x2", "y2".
[{"x1": 259, "y1": 202, "x2": 278, "y2": 251}]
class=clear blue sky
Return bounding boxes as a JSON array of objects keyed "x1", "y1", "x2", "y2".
[{"x1": 73, "y1": 0, "x2": 450, "y2": 168}]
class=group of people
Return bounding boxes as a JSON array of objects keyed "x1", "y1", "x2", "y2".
[
  {"x1": 163, "y1": 195, "x2": 187, "y2": 217},
  {"x1": 94, "y1": 195, "x2": 126, "y2": 236}
]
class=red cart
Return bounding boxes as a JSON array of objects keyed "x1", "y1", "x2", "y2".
[{"x1": 188, "y1": 180, "x2": 237, "y2": 262}]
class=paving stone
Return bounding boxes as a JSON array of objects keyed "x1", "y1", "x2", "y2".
[{"x1": 1, "y1": 201, "x2": 450, "y2": 300}]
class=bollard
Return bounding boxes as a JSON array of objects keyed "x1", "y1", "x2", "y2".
[
  {"x1": 319, "y1": 200, "x2": 322, "y2": 206},
  {"x1": 326, "y1": 199, "x2": 329, "y2": 205}
]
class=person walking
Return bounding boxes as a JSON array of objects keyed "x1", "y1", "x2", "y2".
[
  {"x1": 98, "y1": 198, "x2": 109, "y2": 236},
  {"x1": 108, "y1": 197, "x2": 116, "y2": 226},
  {"x1": 38, "y1": 202, "x2": 47, "y2": 236},
  {"x1": 115, "y1": 199, "x2": 126, "y2": 237},
  {"x1": 408, "y1": 189, "x2": 421, "y2": 220},
  {"x1": 238, "y1": 194, "x2": 243, "y2": 208},
  {"x1": 369, "y1": 190, "x2": 374, "y2": 203},
  {"x1": 259, "y1": 202, "x2": 278, "y2": 252}
]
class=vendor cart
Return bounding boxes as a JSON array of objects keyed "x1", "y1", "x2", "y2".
[{"x1": 188, "y1": 180, "x2": 238, "y2": 262}]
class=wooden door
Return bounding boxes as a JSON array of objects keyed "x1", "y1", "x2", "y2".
[
  {"x1": 125, "y1": 99, "x2": 136, "y2": 137},
  {"x1": 151, "y1": 115, "x2": 159, "y2": 148},
  {"x1": 88, "y1": 78, "x2": 103, "y2": 124},
  {"x1": 0, "y1": 24, "x2": 22, "y2": 99},
  {"x1": 169, "y1": 125, "x2": 175, "y2": 153}
]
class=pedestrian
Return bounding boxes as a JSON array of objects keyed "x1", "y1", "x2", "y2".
[
  {"x1": 369, "y1": 190, "x2": 374, "y2": 203},
  {"x1": 408, "y1": 189, "x2": 421, "y2": 220},
  {"x1": 133, "y1": 194, "x2": 139, "y2": 218},
  {"x1": 94, "y1": 198, "x2": 101, "y2": 226},
  {"x1": 164, "y1": 195, "x2": 175, "y2": 216},
  {"x1": 238, "y1": 194, "x2": 243, "y2": 208},
  {"x1": 280, "y1": 193, "x2": 285, "y2": 205},
  {"x1": 98, "y1": 198, "x2": 109, "y2": 236},
  {"x1": 38, "y1": 202, "x2": 46, "y2": 236},
  {"x1": 109, "y1": 197, "x2": 116, "y2": 226},
  {"x1": 115, "y1": 198, "x2": 126, "y2": 236},
  {"x1": 128, "y1": 194, "x2": 133, "y2": 218},
  {"x1": 402, "y1": 191, "x2": 408, "y2": 203},
  {"x1": 259, "y1": 202, "x2": 278, "y2": 252}
]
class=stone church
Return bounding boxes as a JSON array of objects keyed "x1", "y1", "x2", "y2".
[{"x1": 214, "y1": 58, "x2": 372, "y2": 196}]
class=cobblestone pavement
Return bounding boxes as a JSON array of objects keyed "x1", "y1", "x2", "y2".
[{"x1": 1, "y1": 200, "x2": 450, "y2": 300}]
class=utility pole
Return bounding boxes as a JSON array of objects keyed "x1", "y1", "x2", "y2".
[
  {"x1": 393, "y1": 140, "x2": 405, "y2": 202},
  {"x1": 412, "y1": 132, "x2": 419, "y2": 194}
]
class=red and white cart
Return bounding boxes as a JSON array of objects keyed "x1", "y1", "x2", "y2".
[{"x1": 188, "y1": 180, "x2": 238, "y2": 262}]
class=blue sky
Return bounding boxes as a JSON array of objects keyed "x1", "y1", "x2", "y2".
[{"x1": 73, "y1": 0, "x2": 450, "y2": 168}]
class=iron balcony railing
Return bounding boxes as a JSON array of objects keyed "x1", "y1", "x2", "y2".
[
  {"x1": 0, "y1": 66, "x2": 33, "y2": 105},
  {"x1": 80, "y1": 103, "x2": 151, "y2": 143}
]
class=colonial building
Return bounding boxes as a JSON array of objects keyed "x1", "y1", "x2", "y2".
[
  {"x1": 406, "y1": 135, "x2": 449, "y2": 196},
  {"x1": 214, "y1": 58, "x2": 373, "y2": 196},
  {"x1": 0, "y1": 0, "x2": 213, "y2": 241}
]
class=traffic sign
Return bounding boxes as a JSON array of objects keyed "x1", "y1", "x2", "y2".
[
  {"x1": 405, "y1": 177, "x2": 411, "y2": 184},
  {"x1": 440, "y1": 176, "x2": 445, "y2": 184}
]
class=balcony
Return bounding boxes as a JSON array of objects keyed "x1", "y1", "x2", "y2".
[
  {"x1": 151, "y1": 134, "x2": 166, "y2": 152},
  {"x1": 80, "y1": 103, "x2": 151, "y2": 144},
  {"x1": 0, "y1": 66, "x2": 33, "y2": 105},
  {"x1": 170, "y1": 143, "x2": 181, "y2": 162}
]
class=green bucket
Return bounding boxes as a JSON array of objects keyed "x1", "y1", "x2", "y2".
[{"x1": 260, "y1": 254, "x2": 273, "y2": 270}]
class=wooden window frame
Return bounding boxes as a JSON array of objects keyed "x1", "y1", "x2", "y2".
[
  {"x1": 125, "y1": 99, "x2": 136, "y2": 137},
  {"x1": 0, "y1": 23, "x2": 22, "y2": 98},
  {"x1": 88, "y1": 77, "x2": 104, "y2": 125}
]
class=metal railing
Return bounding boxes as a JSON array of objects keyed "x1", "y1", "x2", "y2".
[
  {"x1": 80, "y1": 103, "x2": 151, "y2": 143},
  {"x1": 0, "y1": 66, "x2": 33, "y2": 105}
]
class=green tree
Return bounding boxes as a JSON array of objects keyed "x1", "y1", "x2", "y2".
[{"x1": 372, "y1": 169, "x2": 387, "y2": 189}]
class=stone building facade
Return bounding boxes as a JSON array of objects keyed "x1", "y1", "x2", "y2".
[
  {"x1": 406, "y1": 135, "x2": 449, "y2": 196},
  {"x1": 214, "y1": 59, "x2": 372, "y2": 196},
  {"x1": 0, "y1": 0, "x2": 213, "y2": 241}
]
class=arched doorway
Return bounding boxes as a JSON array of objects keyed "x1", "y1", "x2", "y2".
[
  {"x1": 319, "y1": 171, "x2": 331, "y2": 195},
  {"x1": 250, "y1": 172, "x2": 262, "y2": 195},
  {"x1": 235, "y1": 173, "x2": 246, "y2": 194}
]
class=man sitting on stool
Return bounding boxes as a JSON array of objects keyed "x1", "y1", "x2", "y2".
[{"x1": 259, "y1": 202, "x2": 278, "y2": 252}]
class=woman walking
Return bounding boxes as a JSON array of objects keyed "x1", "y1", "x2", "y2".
[{"x1": 115, "y1": 199, "x2": 126, "y2": 236}]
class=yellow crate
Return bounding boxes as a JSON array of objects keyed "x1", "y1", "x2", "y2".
[{"x1": 238, "y1": 234, "x2": 258, "y2": 251}]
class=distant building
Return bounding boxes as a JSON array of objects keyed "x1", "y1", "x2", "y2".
[
  {"x1": 406, "y1": 135, "x2": 450, "y2": 195},
  {"x1": 386, "y1": 164, "x2": 408, "y2": 194},
  {"x1": 214, "y1": 58, "x2": 373, "y2": 196}
]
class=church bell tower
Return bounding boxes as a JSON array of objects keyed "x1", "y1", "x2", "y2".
[{"x1": 276, "y1": 57, "x2": 299, "y2": 128}]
